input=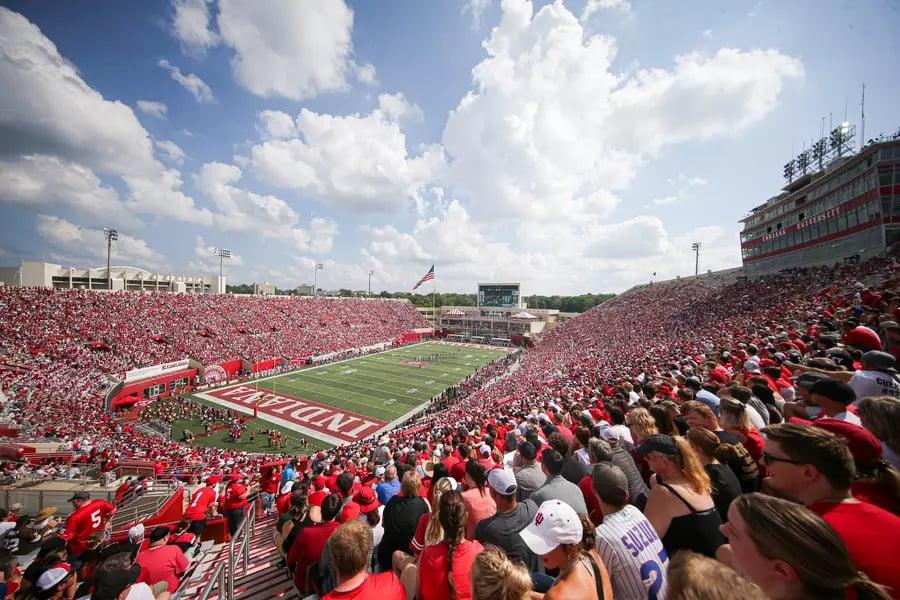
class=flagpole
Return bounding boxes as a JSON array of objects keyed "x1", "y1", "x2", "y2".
[{"x1": 431, "y1": 267, "x2": 436, "y2": 330}]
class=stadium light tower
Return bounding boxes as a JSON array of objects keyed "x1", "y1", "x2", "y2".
[
  {"x1": 213, "y1": 248, "x2": 231, "y2": 280},
  {"x1": 691, "y1": 242, "x2": 702, "y2": 277},
  {"x1": 103, "y1": 228, "x2": 118, "y2": 290},
  {"x1": 313, "y1": 263, "x2": 324, "y2": 296},
  {"x1": 368, "y1": 270, "x2": 374, "y2": 296}
]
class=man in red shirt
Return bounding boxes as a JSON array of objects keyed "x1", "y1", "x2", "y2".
[
  {"x1": 222, "y1": 473, "x2": 249, "y2": 537},
  {"x1": 135, "y1": 526, "x2": 189, "y2": 594},
  {"x1": 322, "y1": 519, "x2": 405, "y2": 600},
  {"x1": 62, "y1": 491, "x2": 116, "y2": 558},
  {"x1": 184, "y1": 476, "x2": 219, "y2": 536},
  {"x1": 761, "y1": 423, "x2": 900, "y2": 594}
]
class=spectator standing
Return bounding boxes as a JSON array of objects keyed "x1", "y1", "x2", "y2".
[
  {"x1": 666, "y1": 551, "x2": 764, "y2": 600},
  {"x1": 519, "y1": 499, "x2": 613, "y2": 600},
  {"x1": 377, "y1": 472, "x2": 429, "y2": 571},
  {"x1": 376, "y1": 466, "x2": 401, "y2": 505},
  {"x1": 681, "y1": 401, "x2": 759, "y2": 492},
  {"x1": 61, "y1": 491, "x2": 116, "y2": 558},
  {"x1": 321, "y1": 520, "x2": 405, "y2": 600},
  {"x1": 469, "y1": 545, "x2": 532, "y2": 600},
  {"x1": 808, "y1": 379, "x2": 862, "y2": 425},
  {"x1": 289, "y1": 494, "x2": 342, "y2": 593},
  {"x1": 722, "y1": 493, "x2": 891, "y2": 600},
  {"x1": 637, "y1": 435, "x2": 725, "y2": 558},
  {"x1": 473, "y1": 468, "x2": 538, "y2": 572},
  {"x1": 685, "y1": 428, "x2": 741, "y2": 522},
  {"x1": 513, "y1": 442, "x2": 545, "y2": 501},
  {"x1": 857, "y1": 395, "x2": 900, "y2": 468},
  {"x1": 592, "y1": 463, "x2": 668, "y2": 600},
  {"x1": 135, "y1": 527, "x2": 188, "y2": 595},
  {"x1": 418, "y1": 491, "x2": 483, "y2": 600},
  {"x1": 529, "y1": 449, "x2": 588, "y2": 516},
  {"x1": 761, "y1": 423, "x2": 900, "y2": 593},
  {"x1": 221, "y1": 474, "x2": 249, "y2": 537},
  {"x1": 461, "y1": 461, "x2": 496, "y2": 539},
  {"x1": 184, "y1": 477, "x2": 219, "y2": 536}
]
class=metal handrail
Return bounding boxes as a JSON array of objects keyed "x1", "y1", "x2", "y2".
[
  {"x1": 198, "y1": 561, "x2": 227, "y2": 600},
  {"x1": 225, "y1": 502, "x2": 256, "y2": 599}
]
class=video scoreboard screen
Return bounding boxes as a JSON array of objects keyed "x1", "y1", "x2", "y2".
[{"x1": 477, "y1": 283, "x2": 520, "y2": 308}]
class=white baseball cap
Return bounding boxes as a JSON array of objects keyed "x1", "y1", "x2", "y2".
[
  {"x1": 280, "y1": 481, "x2": 295, "y2": 495},
  {"x1": 128, "y1": 523, "x2": 145, "y2": 541},
  {"x1": 519, "y1": 500, "x2": 582, "y2": 556},
  {"x1": 487, "y1": 468, "x2": 517, "y2": 496},
  {"x1": 374, "y1": 466, "x2": 386, "y2": 478}
]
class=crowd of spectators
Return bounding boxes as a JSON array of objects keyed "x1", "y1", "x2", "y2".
[
  {"x1": 258, "y1": 256, "x2": 900, "y2": 599},
  {"x1": 2, "y1": 254, "x2": 900, "y2": 598}
]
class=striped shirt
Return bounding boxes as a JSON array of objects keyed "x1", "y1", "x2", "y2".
[{"x1": 595, "y1": 505, "x2": 668, "y2": 600}]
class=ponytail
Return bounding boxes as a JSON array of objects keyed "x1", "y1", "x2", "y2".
[
  {"x1": 438, "y1": 491, "x2": 467, "y2": 600},
  {"x1": 673, "y1": 436, "x2": 711, "y2": 495},
  {"x1": 850, "y1": 574, "x2": 892, "y2": 600}
]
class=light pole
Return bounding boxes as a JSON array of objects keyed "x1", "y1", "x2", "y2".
[
  {"x1": 214, "y1": 248, "x2": 231, "y2": 291},
  {"x1": 103, "y1": 228, "x2": 118, "y2": 290},
  {"x1": 313, "y1": 263, "x2": 324, "y2": 296},
  {"x1": 691, "y1": 242, "x2": 701, "y2": 277},
  {"x1": 368, "y1": 270, "x2": 374, "y2": 297}
]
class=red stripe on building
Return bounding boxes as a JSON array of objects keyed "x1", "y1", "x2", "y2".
[{"x1": 743, "y1": 218, "x2": 883, "y2": 263}]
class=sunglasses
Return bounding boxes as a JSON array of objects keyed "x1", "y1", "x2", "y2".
[{"x1": 762, "y1": 452, "x2": 807, "y2": 466}]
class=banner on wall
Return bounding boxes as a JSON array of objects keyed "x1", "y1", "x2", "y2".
[{"x1": 125, "y1": 359, "x2": 190, "y2": 383}]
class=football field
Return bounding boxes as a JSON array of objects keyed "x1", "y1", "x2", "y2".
[{"x1": 192, "y1": 342, "x2": 511, "y2": 447}]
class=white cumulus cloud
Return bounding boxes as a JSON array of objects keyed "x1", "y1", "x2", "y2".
[
  {"x1": 36, "y1": 214, "x2": 162, "y2": 266},
  {"x1": 249, "y1": 107, "x2": 445, "y2": 213},
  {"x1": 217, "y1": 0, "x2": 355, "y2": 100},
  {"x1": 136, "y1": 100, "x2": 168, "y2": 118},
  {"x1": 158, "y1": 58, "x2": 215, "y2": 103},
  {"x1": 170, "y1": 0, "x2": 219, "y2": 52}
]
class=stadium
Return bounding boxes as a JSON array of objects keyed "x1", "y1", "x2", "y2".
[{"x1": 2, "y1": 3, "x2": 900, "y2": 600}]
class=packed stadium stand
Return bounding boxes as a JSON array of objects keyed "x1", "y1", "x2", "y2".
[{"x1": 1, "y1": 254, "x2": 899, "y2": 599}]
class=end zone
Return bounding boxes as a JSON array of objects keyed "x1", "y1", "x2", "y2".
[{"x1": 193, "y1": 384, "x2": 387, "y2": 446}]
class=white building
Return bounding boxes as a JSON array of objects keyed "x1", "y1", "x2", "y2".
[{"x1": 6, "y1": 260, "x2": 224, "y2": 293}]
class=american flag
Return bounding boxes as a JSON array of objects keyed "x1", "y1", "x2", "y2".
[{"x1": 412, "y1": 265, "x2": 434, "y2": 290}]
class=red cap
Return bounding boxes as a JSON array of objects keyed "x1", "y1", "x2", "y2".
[
  {"x1": 313, "y1": 475, "x2": 326, "y2": 490},
  {"x1": 844, "y1": 326, "x2": 882, "y2": 352},
  {"x1": 206, "y1": 475, "x2": 221, "y2": 485},
  {"x1": 788, "y1": 417, "x2": 882, "y2": 465},
  {"x1": 758, "y1": 358, "x2": 777, "y2": 368},
  {"x1": 353, "y1": 486, "x2": 381, "y2": 514},
  {"x1": 338, "y1": 502, "x2": 361, "y2": 523},
  {"x1": 229, "y1": 473, "x2": 242, "y2": 482}
]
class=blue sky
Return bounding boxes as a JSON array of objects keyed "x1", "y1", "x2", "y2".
[{"x1": 0, "y1": 0, "x2": 897, "y2": 294}]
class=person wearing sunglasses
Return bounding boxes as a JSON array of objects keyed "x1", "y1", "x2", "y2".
[{"x1": 760, "y1": 423, "x2": 900, "y2": 595}]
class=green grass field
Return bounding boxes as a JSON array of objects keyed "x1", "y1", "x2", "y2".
[{"x1": 183, "y1": 342, "x2": 510, "y2": 452}]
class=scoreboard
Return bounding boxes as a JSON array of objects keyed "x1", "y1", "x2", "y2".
[{"x1": 477, "y1": 283, "x2": 521, "y2": 308}]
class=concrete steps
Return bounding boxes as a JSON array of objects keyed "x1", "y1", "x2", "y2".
[{"x1": 183, "y1": 514, "x2": 299, "y2": 600}]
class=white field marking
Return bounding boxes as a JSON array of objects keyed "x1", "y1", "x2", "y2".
[
  {"x1": 406, "y1": 388, "x2": 418, "y2": 394},
  {"x1": 384, "y1": 398, "x2": 397, "y2": 405},
  {"x1": 424, "y1": 380, "x2": 435, "y2": 385},
  {"x1": 342, "y1": 368, "x2": 357, "y2": 374},
  {"x1": 441, "y1": 373, "x2": 449, "y2": 377}
]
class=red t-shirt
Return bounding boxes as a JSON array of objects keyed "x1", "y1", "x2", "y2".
[
  {"x1": 410, "y1": 512, "x2": 431, "y2": 555},
  {"x1": 309, "y1": 489, "x2": 328, "y2": 507},
  {"x1": 63, "y1": 499, "x2": 115, "y2": 556},
  {"x1": 222, "y1": 483, "x2": 248, "y2": 511},
  {"x1": 578, "y1": 474, "x2": 604, "y2": 526},
  {"x1": 289, "y1": 520, "x2": 341, "y2": 591},
  {"x1": 262, "y1": 472, "x2": 279, "y2": 494},
  {"x1": 418, "y1": 540, "x2": 483, "y2": 600},
  {"x1": 807, "y1": 500, "x2": 900, "y2": 594},
  {"x1": 135, "y1": 544, "x2": 189, "y2": 593},
  {"x1": 322, "y1": 572, "x2": 406, "y2": 600},
  {"x1": 184, "y1": 486, "x2": 217, "y2": 521}
]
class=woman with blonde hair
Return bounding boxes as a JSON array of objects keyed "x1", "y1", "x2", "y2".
[
  {"x1": 627, "y1": 407, "x2": 660, "y2": 483},
  {"x1": 667, "y1": 550, "x2": 765, "y2": 599},
  {"x1": 718, "y1": 397, "x2": 764, "y2": 467},
  {"x1": 469, "y1": 545, "x2": 532, "y2": 600},
  {"x1": 411, "y1": 476, "x2": 458, "y2": 555},
  {"x1": 637, "y1": 434, "x2": 725, "y2": 558},
  {"x1": 858, "y1": 395, "x2": 900, "y2": 468},
  {"x1": 626, "y1": 407, "x2": 658, "y2": 443},
  {"x1": 722, "y1": 493, "x2": 891, "y2": 600}
]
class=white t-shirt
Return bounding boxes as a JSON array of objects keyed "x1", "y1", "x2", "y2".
[
  {"x1": 595, "y1": 505, "x2": 668, "y2": 600},
  {"x1": 125, "y1": 582, "x2": 157, "y2": 600},
  {"x1": 744, "y1": 404, "x2": 766, "y2": 431},
  {"x1": 848, "y1": 370, "x2": 900, "y2": 402}
]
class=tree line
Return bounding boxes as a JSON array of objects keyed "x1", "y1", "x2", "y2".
[{"x1": 226, "y1": 285, "x2": 614, "y2": 314}]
